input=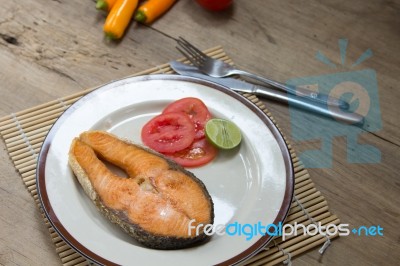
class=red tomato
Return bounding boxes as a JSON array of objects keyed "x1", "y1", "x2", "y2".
[
  {"x1": 163, "y1": 97, "x2": 211, "y2": 139},
  {"x1": 195, "y1": 0, "x2": 232, "y2": 11},
  {"x1": 166, "y1": 138, "x2": 218, "y2": 167},
  {"x1": 141, "y1": 113, "x2": 195, "y2": 153}
]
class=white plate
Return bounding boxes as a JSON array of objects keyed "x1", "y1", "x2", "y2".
[{"x1": 37, "y1": 75, "x2": 294, "y2": 266}]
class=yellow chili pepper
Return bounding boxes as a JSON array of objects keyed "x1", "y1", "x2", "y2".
[
  {"x1": 96, "y1": 0, "x2": 117, "y2": 12},
  {"x1": 103, "y1": 0, "x2": 139, "y2": 40},
  {"x1": 134, "y1": 0, "x2": 177, "y2": 24}
]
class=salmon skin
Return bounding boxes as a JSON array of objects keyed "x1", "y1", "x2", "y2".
[{"x1": 68, "y1": 130, "x2": 214, "y2": 249}]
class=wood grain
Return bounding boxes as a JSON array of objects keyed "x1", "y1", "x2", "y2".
[{"x1": 1, "y1": 0, "x2": 399, "y2": 265}]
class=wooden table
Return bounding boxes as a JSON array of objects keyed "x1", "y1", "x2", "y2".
[{"x1": 1, "y1": 0, "x2": 399, "y2": 265}]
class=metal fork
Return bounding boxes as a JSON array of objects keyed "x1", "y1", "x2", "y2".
[{"x1": 176, "y1": 37, "x2": 348, "y2": 109}]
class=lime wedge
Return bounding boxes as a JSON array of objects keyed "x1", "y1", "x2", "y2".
[{"x1": 205, "y1": 118, "x2": 242, "y2": 149}]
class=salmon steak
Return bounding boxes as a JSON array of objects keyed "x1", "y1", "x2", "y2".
[{"x1": 68, "y1": 130, "x2": 214, "y2": 249}]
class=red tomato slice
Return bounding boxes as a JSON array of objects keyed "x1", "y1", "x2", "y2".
[
  {"x1": 163, "y1": 97, "x2": 211, "y2": 139},
  {"x1": 141, "y1": 113, "x2": 195, "y2": 153},
  {"x1": 165, "y1": 138, "x2": 218, "y2": 167}
]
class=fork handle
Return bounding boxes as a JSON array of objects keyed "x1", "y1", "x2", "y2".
[{"x1": 230, "y1": 69, "x2": 348, "y2": 109}]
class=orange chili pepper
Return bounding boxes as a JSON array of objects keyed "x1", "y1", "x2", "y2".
[
  {"x1": 134, "y1": 0, "x2": 177, "y2": 24},
  {"x1": 96, "y1": 0, "x2": 118, "y2": 12},
  {"x1": 103, "y1": 0, "x2": 139, "y2": 40}
]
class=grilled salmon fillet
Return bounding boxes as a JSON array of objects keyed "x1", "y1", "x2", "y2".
[{"x1": 68, "y1": 130, "x2": 214, "y2": 249}]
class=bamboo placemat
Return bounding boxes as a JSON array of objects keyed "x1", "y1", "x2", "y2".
[{"x1": 0, "y1": 47, "x2": 340, "y2": 266}]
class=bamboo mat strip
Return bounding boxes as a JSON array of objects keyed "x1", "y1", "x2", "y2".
[{"x1": 0, "y1": 47, "x2": 340, "y2": 266}]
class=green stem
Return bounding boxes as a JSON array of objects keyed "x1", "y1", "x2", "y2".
[
  {"x1": 96, "y1": 0, "x2": 108, "y2": 11},
  {"x1": 134, "y1": 10, "x2": 147, "y2": 23},
  {"x1": 105, "y1": 32, "x2": 117, "y2": 41}
]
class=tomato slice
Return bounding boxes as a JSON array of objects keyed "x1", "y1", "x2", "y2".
[
  {"x1": 141, "y1": 113, "x2": 195, "y2": 153},
  {"x1": 163, "y1": 97, "x2": 211, "y2": 139},
  {"x1": 165, "y1": 138, "x2": 218, "y2": 167}
]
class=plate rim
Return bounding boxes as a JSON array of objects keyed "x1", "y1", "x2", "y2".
[{"x1": 36, "y1": 74, "x2": 294, "y2": 266}]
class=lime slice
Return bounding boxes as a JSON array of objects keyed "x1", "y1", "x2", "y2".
[{"x1": 205, "y1": 118, "x2": 242, "y2": 149}]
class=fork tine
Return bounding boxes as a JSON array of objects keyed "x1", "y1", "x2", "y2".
[
  {"x1": 178, "y1": 37, "x2": 208, "y2": 59},
  {"x1": 176, "y1": 40, "x2": 206, "y2": 67},
  {"x1": 176, "y1": 39, "x2": 203, "y2": 64},
  {"x1": 176, "y1": 46, "x2": 202, "y2": 67}
]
